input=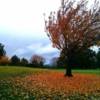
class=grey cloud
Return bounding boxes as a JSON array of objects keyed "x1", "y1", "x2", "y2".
[{"x1": 0, "y1": 33, "x2": 60, "y2": 63}]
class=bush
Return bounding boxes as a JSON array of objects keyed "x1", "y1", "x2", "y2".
[{"x1": 0, "y1": 56, "x2": 10, "y2": 65}]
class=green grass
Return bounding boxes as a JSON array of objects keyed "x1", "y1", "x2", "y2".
[
  {"x1": 73, "y1": 69, "x2": 100, "y2": 75},
  {"x1": 0, "y1": 66, "x2": 99, "y2": 79},
  {"x1": 51, "y1": 68, "x2": 100, "y2": 75},
  {"x1": 0, "y1": 66, "x2": 48, "y2": 78}
]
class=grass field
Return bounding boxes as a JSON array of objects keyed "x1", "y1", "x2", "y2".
[
  {"x1": 0, "y1": 66, "x2": 100, "y2": 78},
  {"x1": 0, "y1": 66, "x2": 48, "y2": 78},
  {"x1": 0, "y1": 66, "x2": 100, "y2": 100},
  {"x1": 53, "y1": 68, "x2": 100, "y2": 75}
]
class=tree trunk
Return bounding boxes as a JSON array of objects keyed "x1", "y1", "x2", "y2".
[
  {"x1": 65, "y1": 62, "x2": 73, "y2": 77},
  {"x1": 65, "y1": 53, "x2": 73, "y2": 77}
]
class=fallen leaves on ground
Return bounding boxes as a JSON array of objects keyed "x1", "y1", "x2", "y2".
[{"x1": 0, "y1": 71, "x2": 100, "y2": 100}]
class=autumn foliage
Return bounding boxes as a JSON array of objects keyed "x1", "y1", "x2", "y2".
[
  {"x1": 0, "y1": 70, "x2": 100, "y2": 99},
  {"x1": 0, "y1": 56, "x2": 10, "y2": 65},
  {"x1": 45, "y1": 0, "x2": 100, "y2": 76},
  {"x1": 30, "y1": 55, "x2": 45, "y2": 66}
]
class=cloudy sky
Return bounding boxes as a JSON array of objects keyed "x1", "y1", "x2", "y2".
[
  {"x1": 0, "y1": 0, "x2": 61, "y2": 63},
  {"x1": 0, "y1": 0, "x2": 99, "y2": 64}
]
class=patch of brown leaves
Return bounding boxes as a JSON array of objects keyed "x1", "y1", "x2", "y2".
[{"x1": 12, "y1": 72, "x2": 100, "y2": 97}]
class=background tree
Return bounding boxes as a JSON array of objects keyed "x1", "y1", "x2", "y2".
[
  {"x1": 0, "y1": 56, "x2": 10, "y2": 66},
  {"x1": 57, "y1": 49, "x2": 67, "y2": 68},
  {"x1": 20, "y1": 58, "x2": 28, "y2": 66},
  {"x1": 0, "y1": 43, "x2": 6, "y2": 59},
  {"x1": 10, "y1": 55, "x2": 20, "y2": 66},
  {"x1": 96, "y1": 48, "x2": 100, "y2": 68},
  {"x1": 30, "y1": 55, "x2": 45, "y2": 67},
  {"x1": 66, "y1": 49, "x2": 97, "y2": 69},
  {"x1": 50, "y1": 57, "x2": 58, "y2": 67},
  {"x1": 45, "y1": 0, "x2": 100, "y2": 76}
]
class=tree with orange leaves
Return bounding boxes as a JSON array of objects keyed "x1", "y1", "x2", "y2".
[
  {"x1": 31, "y1": 55, "x2": 45, "y2": 67},
  {"x1": 45, "y1": 0, "x2": 100, "y2": 77}
]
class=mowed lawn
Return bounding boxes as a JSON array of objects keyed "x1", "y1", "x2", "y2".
[
  {"x1": 0, "y1": 66, "x2": 100, "y2": 100},
  {"x1": 0, "y1": 66, "x2": 48, "y2": 78},
  {"x1": 55, "y1": 68, "x2": 100, "y2": 75}
]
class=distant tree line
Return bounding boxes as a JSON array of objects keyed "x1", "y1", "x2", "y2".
[
  {"x1": 0, "y1": 43, "x2": 100, "y2": 69},
  {"x1": 0, "y1": 43, "x2": 45, "y2": 67},
  {"x1": 0, "y1": 54, "x2": 46, "y2": 68},
  {"x1": 51, "y1": 48, "x2": 100, "y2": 69}
]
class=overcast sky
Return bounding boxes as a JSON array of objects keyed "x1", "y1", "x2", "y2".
[
  {"x1": 0, "y1": 0, "x2": 61, "y2": 63},
  {"x1": 0, "y1": 0, "x2": 99, "y2": 63}
]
